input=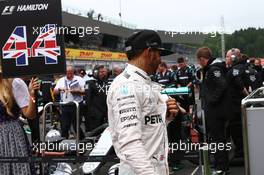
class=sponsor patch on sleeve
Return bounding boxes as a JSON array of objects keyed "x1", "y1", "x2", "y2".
[
  {"x1": 250, "y1": 75, "x2": 256, "y2": 82},
  {"x1": 120, "y1": 115, "x2": 138, "y2": 122},
  {"x1": 123, "y1": 123, "x2": 137, "y2": 128},
  {"x1": 213, "y1": 70, "x2": 221, "y2": 77},
  {"x1": 117, "y1": 95, "x2": 135, "y2": 101},
  {"x1": 120, "y1": 85, "x2": 129, "y2": 95},
  {"x1": 232, "y1": 69, "x2": 239, "y2": 76},
  {"x1": 119, "y1": 107, "x2": 136, "y2": 114}
]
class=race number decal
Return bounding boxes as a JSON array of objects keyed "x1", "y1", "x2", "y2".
[
  {"x1": 2, "y1": 24, "x2": 60, "y2": 66},
  {"x1": 2, "y1": 26, "x2": 30, "y2": 66},
  {"x1": 32, "y1": 24, "x2": 60, "y2": 64}
]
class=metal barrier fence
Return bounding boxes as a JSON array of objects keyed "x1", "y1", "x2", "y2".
[
  {"x1": 242, "y1": 87, "x2": 264, "y2": 175},
  {"x1": 42, "y1": 101, "x2": 80, "y2": 175}
]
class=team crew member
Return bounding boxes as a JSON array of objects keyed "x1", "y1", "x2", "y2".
[
  {"x1": 112, "y1": 66, "x2": 123, "y2": 77},
  {"x1": 196, "y1": 47, "x2": 232, "y2": 174},
  {"x1": 174, "y1": 57, "x2": 195, "y2": 111},
  {"x1": 155, "y1": 62, "x2": 174, "y2": 88},
  {"x1": 107, "y1": 66, "x2": 123, "y2": 88},
  {"x1": 175, "y1": 57, "x2": 194, "y2": 88},
  {"x1": 225, "y1": 50, "x2": 234, "y2": 73},
  {"x1": 254, "y1": 58, "x2": 264, "y2": 85},
  {"x1": 54, "y1": 65, "x2": 85, "y2": 139},
  {"x1": 241, "y1": 55, "x2": 261, "y2": 92},
  {"x1": 79, "y1": 69, "x2": 90, "y2": 82},
  {"x1": 226, "y1": 48, "x2": 249, "y2": 157},
  {"x1": 107, "y1": 30, "x2": 179, "y2": 175},
  {"x1": 84, "y1": 65, "x2": 110, "y2": 131}
]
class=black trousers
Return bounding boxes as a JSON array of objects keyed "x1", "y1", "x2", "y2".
[
  {"x1": 207, "y1": 115, "x2": 229, "y2": 171},
  {"x1": 27, "y1": 116, "x2": 40, "y2": 144},
  {"x1": 229, "y1": 109, "x2": 244, "y2": 155},
  {"x1": 60, "y1": 103, "x2": 85, "y2": 140},
  {"x1": 167, "y1": 113, "x2": 182, "y2": 163}
]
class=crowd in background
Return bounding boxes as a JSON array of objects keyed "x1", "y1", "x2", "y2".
[
  {"x1": 0, "y1": 48, "x2": 263, "y2": 174},
  {"x1": 30, "y1": 53, "x2": 264, "y2": 148}
]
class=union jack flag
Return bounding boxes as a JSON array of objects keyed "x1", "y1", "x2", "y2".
[
  {"x1": 32, "y1": 24, "x2": 61, "y2": 64},
  {"x1": 2, "y1": 26, "x2": 30, "y2": 66}
]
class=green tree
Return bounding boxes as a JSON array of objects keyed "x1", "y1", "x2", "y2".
[{"x1": 203, "y1": 28, "x2": 264, "y2": 57}]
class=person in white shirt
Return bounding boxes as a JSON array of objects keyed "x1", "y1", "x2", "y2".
[{"x1": 54, "y1": 65, "x2": 85, "y2": 139}]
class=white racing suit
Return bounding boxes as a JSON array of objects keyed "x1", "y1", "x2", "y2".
[{"x1": 107, "y1": 64, "x2": 169, "y2": 175}]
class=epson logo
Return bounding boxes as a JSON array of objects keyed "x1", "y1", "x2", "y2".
[
  {"x1": 2, "y1": 4, "x2": 49, "y2": 15},
  {"x1": 120, "y1": 115, "x2": 137, "y2": 122},
  {"x1": 2, "y1": 6, "x2": 15, "y2": 15}
]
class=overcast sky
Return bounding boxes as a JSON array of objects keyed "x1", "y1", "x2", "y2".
[{"x1": 62, "y1": 0, "x2": 264, "y2": 34}]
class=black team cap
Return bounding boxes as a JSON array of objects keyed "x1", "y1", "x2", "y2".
[{"x1": 125, "y1": 30, "x2": 174, "y2": 56}]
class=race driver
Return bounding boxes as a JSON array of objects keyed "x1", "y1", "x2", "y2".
[{"x1": 107, "y1": 30, "x2": 179, "y2": 175}]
